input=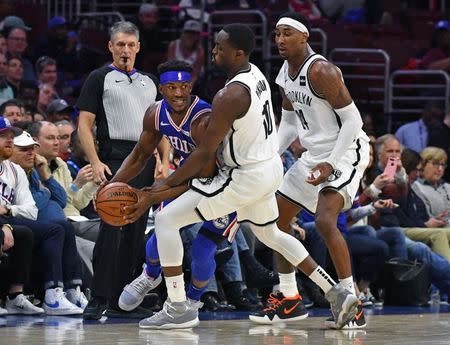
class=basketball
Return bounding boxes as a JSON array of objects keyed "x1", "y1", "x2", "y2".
[{"x1": 95, "y1": 182, "x2": 138, "y2": 227}]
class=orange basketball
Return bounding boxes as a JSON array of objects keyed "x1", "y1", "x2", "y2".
[{"x1": 95, "y1": 182, "x2": 138, "y2": 227}]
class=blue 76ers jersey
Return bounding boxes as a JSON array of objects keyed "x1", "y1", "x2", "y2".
[
  {"x1": 154, "y1": 96, "x2": 239, "y2": 242},
  {"x1": 155, "y1": 96, "x2": 210, "y2": 160}
]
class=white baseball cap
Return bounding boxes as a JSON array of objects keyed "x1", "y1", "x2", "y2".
[{"x1": 14, "y1": 131, "x2": 40, "y2": 147}]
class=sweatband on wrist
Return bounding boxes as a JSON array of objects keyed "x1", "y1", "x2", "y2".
[
  {"x1": 160, "y1": 71, "x2": 191, "y2": 85},
  {"x1": 70, "y1": 183, "x2": 80, "y2": 192},
  {"x1": 369, "y1": 183, "x2": 381, "y2": 198}
]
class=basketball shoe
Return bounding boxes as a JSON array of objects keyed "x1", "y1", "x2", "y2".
[
  {"x1": 66, "y1": 286, "x2": 88, "y2": 310},
  {"x1": 249, "y1": 292, "x2": 308, "y2": 324},
  {"x1": 119, "y1": 267, "x2": 162, "y2": 311},
  {"x1": 139, "y1": 299, "x2": 200, "y2": 329},
  {"x1": 324, "y1": 283, "x2": 359, "y2": 329},
  {"x1": 43, "y1": 288, "x2": 83, "y2": 315},
  {"x1": 5, "y1": 294, "x2": 44, "y2": 315},
  {"x1": 325, "y1": 300, "x2": 366, "y2": 329}
]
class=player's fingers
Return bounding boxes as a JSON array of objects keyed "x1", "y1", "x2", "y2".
[{"x1": 104, "y1": 165, "x2": 112, "y2": 176}]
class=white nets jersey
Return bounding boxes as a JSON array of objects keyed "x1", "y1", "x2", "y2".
[
  {"x1": 275, "y1": 53, "x2": 368, "y2": 164},
  {"x1": 219, "y1": 63, "x2": 279, "y2": 168}
]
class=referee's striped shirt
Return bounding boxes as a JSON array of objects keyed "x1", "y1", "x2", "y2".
[{"x1": 76, "y1": 64, "x2": 159, "y2": 158}]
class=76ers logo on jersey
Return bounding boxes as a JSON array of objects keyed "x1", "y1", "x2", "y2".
[{"x1": 213, "y1": 215, "x2": 229, "y2": 229}]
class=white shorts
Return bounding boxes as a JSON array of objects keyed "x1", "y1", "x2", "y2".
[
  {"x1": 190, "y1": 155, "x2": 284, "y2": 225},
  {"x1": 278, "y1": 138, "x2": 370, "y2": 213}
]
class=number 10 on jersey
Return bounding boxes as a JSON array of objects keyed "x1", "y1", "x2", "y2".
[{"x1": 262, "y1": 100, "x2": 273, "y2": 139}]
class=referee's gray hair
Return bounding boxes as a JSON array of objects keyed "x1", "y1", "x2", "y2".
[{"x1": 109, "y1": 21, "x2": 140, "y2": 42}]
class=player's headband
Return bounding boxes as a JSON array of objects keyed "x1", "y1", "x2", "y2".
[
  {"x1": 276, "y1": 17, "x2": 309, "y2": 36},
  {"x1": 160, "y1": 71, "x2": 192, "y2": 85}
]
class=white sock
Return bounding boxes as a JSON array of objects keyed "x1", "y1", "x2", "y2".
[
  {"x1": 279, "y1": 272, "x2": 298, "y2": 297},
  {"x1": 165, "y1": 274, "x2": 186, "y2": 303},
  {"x1": 339, "y1": 276, "x2": 356, "y2": 295},
  {"x1": 309, "y1": 266, "x2": 336, "y2": 294}
]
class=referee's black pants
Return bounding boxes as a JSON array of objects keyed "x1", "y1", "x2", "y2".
[{"x1": 91, "y1": 141, "x2": 156, "y2": 309}]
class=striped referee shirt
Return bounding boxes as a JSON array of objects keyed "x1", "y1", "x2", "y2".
[{"x1": 76, "y1": 65, "x2": 158, "y2": 154}]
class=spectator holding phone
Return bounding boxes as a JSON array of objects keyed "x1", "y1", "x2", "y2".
[
  {"x1": 375, "y1": 147, "x2": 450, "y2": 260},
  {"x1": 412, "y1": 147, "x2": 450, "y2": 224}
]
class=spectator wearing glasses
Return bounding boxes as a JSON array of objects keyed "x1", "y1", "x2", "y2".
[
  {"x1": 2, "y1": 16, "x2": 36, "y2": 81},
  {"x1": 412, "y1": 147, "x2": 450, "y2": 223}
]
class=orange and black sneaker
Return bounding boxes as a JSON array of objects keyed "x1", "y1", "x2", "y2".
[
  {"x1": 324, "y1": 300, "x2": 366, "y2": 329},
  {"x1": 249, "y1": 292, "x2": 308, "y2": 324}
]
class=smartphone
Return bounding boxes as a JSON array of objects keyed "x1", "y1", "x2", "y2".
[{"x1": 384, "y1": 157, "x2": 397, "y2": 179}]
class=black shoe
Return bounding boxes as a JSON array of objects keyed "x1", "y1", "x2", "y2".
[
  {"x1": 83, "y1": 297, "x2": 107, "y2": 320},
  {"x1": 201, "y1": 292, "x2": 233, "y2": 312},
  {"x1": 242, "y1": 289, "x2": 263, "y2": 309},
  {"x1": 249, "y1": 292, "x2": 308, "y2": 324},
  {"x1": 230, "y1": 295, "x2": 261, "y2": 311},
  {"x1": 324, "y1": 301, "x2": 366, "y2": 329},
  {"x1": 106, "y1": 305, "x2": 154, "y2": 319},
  {"x1": 215, "y1": 246, "x2": 234, "y2": 266}
]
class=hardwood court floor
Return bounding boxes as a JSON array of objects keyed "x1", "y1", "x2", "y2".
[{"x1": 1, "y1": 306, "x2": 449, "y2": 345}]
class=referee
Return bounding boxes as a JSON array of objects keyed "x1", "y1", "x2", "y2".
[{"x1": 77, "y1": 21, "x2": 160, "y2": 319}]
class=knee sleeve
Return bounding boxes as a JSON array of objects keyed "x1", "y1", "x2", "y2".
[
  {"x1": 154, "y1": 209, "x2": 185, "y2": 267},
  {"x1": 191, "y1": 232, "x2": 217, "y2": 282},
  {"x1": 249, "y1": 222, "x2": 309, "y2": 266}
]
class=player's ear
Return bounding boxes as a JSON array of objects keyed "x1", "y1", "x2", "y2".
[
  {"x1": 188, "y1": 82, "x2": 193, "y2": 92},
  {"x1": 158, "y1": 84, "x2": 163, "y2": 94},
  {"x1": 136, "y1": 41, "x2": 141, "y2": 53},
  {"x1": 108, "y1": 41, "x2": 114, "y2": 54}
]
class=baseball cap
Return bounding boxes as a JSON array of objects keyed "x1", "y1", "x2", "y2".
[
  {"x1": 183, "y1": 20, "x2": 201, "y2": 33},
  {"x1": 48, "y1": 16, "x2": 67, "y2": 29},
  {"x1": 2, "y1": 16, "x2": 31, "y2": 32},
  {"x1": 46, "y1": 99, "x2": 74, "y2": 115},
  {"x1": 14, "y1": 131, "x2": 40, "y2": 147},
  {"x1": 435, "y1": 20, "x2": 450, "y2": 30},
  {"x1": 0, "y1": 116, "x2": 21, "y2": 136}
]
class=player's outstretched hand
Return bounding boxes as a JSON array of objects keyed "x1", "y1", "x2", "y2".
[{"x1": 306, "y1": 162, "x2": 333, "y2": 186}]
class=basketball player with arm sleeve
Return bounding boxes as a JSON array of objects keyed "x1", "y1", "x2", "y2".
[
  {"x1": 265, "y1": 12, "x2": 371, "y2": 329},
  {"x1": 102, "y1": 59, "x2": 240, "y2": 314},
  {"x1": 124, "y1": 24, "x2": 358, "y2": 330}
]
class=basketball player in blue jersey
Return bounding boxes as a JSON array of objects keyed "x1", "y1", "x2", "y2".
[
  {"x1": 106, "y1": 60, "x2": 239, "y2": 323},
  {"x1": 255, "y1": 12, "x2": 370, "y2": 329},
  {"x1": 124, "y1": 24, "x2": 358, "y2": 330}
]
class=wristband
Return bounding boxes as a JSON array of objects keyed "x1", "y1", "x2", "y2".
[
  {"x1": 369, "y1": 183, "x2": 381, "y2": 198},
  {"x1": 70, "y1": 183, "x2": 80, "y2": 192}
]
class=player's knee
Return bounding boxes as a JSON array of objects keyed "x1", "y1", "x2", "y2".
[{"x1": 315, "y1": 214, "x2": 336, "y2": 237}]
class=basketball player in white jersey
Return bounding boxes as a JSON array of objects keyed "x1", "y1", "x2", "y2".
[
  {"x1": 124, "y1": 23, "x2": 358, "y2": 330},
  {"x1": 260, "y1": 12, "x2": 370, "y2": 329}
]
